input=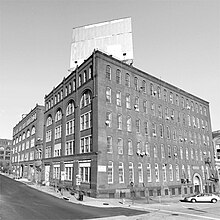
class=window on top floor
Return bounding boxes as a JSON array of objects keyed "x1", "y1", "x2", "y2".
[
  {"x1": 176, "y1": 94, "x2": 179, "y2": 106},
  {"x1": 142, "y1": 80, "x2": 146, "y2": 93},
  {"x1": 83, "y1": 70, "x2": 87, "y2": 83},
  {"x1": 134, "y1": 77, "x2": 138, "y2": 91},
  {"x1": 46, "y1": 116, "x2": 53, "y2": 126},
  {"x1": 88, "y1": 66, "x2": 92, "y2": 79},
  {"x1": 170, "y1": 92, "x2": 173, "y2": 104},
  {"x1": 73, "y1": 79, "x2": 76, "y2": 91},
  {"x1": 157, "y1": 86, "x2": 161, "y2": 99},
  {"x1": 69, "y1": 83, "x2": 72, "y2": 94},
  {"x1": 150, "y1": 83, "x2": 154, "y2": 96},
  {"x1": 31, "y1": 126, "x2": 35, "y2": 135},
  {"x1": 125, "y1": 73, "x2": 130, "y2": 87},
  {"x1": 106, "y1": 65, "x2": 111, "y2": 80},
  {"x1": 116, "y1": 69, "x2": 121, "y2": 84},
  {"x1": 164, "y1": 89, "x2": 167, "y2": 101}
]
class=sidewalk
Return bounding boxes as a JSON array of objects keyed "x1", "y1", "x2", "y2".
[{"x1": 4, "y1": 174, "x2": 182, "y2": 209}]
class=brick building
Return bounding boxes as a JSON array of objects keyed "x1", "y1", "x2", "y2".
[
  {"x1": 11, "y1": 104, "x2": 44, "y2": 181},
  {"x1": 0, "y1": 139, "x2": 12, "y2": 173},
  {"x1": 42, "y1": 50, "x2": 217, "y2": 198},
  {"x1": 212, "y1": 130, "x2": 220, "y2": 191}
]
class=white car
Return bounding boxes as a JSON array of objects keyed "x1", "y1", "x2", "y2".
[{"x1": 183, "y1": 193, "x2": 220, "y2": 203}]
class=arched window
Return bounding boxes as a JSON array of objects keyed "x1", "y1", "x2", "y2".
[
  {"x1": 125, "y1": 73, "x2": 130, "y2": 87},
  {"x1": 146, "y1": 163, "x2": 152, "y2": 182},
  {"x1": 138, "y1": 163, "x2": 143, "y2": 183},
  {"x1": 26, "y1": 130, "x2": 30, "y2": 138},
  {"x1": 66, "y1": 101, "x2": 74, "y2": 116},
  {"x1": 46, "y1": 116, "x2": 53, "y2": 126},
  {"x1": 155, "y1": 163, "x2": 159, "y2": 182},
  {"x1": 176, "y1": 164, "x2": 180, "y2": 181},
  {"x1": 80, "y1": 91, "x2": 91, "y2": 108},
  {"x1": 55, "y1": 109, "x2": 62, "y2": 122},
  {"x1": 31, "y1": 126, "x2": 35, "y2": 135},
  {"x1": 162, "y1": 164, "x2": 167, "y2": 182},
  {"x1": 19, "y1": 135, "x2": 21, "y2": 142},
  {"x1": 127, "y1": 116, "x2": 132, "y2": 132},
  {"x1": 169, "y1": 164, "x2": 173, "y2": 181},
  {"x1": 118, "y1": 162, "x2": 124, "y2": 183},
  {"x1": 22, "y1": 132, "x2": 25, "y2": 140},
  {"x1": 106, "y1": 65, "x2": 111, "y2": 80}
]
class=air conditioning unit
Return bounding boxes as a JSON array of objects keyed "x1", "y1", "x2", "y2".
[
  {"x1": 180, "y1": 138, "x2": 183, "y2": 142},
  {"x1": 136, "y1": 150, "x2": 141, "y2": 156},
  {"x1": 184, "y1": 138, "x2": 187, "y2": 142},
  {"x1": 166, "y1": 116, "x2": 170, "y2": 120},
  {"x1": 140, "y1": 152, "x2": 145, "y2": 157},
  {"x1": 203, "y1": 152, "x2": 207, "y2": 155},
  {"x1": 194, "y1": 124, "x2": 197, "y2": 128},
  {"x1": 174, "y1": 153, "x2": 177, "y2": 157},
  {"x1": 171, "y1": 115, "x2": 174, "y2": 119},
  {"x1": 145, "y1": 152, "x2": 149, "y2": 156},
  {"x1": 202, "y1": 126, "x2": 205, "y2": 129},
  {"x1": 187, "y1": 106, "x2": 191, "y2": 110},
  {"x1": 204, "y1": 142, "x2": 207, "y2": 146},
  {"x1": 190, "y1": 140, "x2": 194, "y2": 144},
  {"x1": 153, "y1": 91, "x2": 157, "y2": 96},
  {"x1": 134, "y1": 104, "x2": 138, "y2": 109},
  {"x1": 153, "y1": 133, "x2": 157, "y2": 137},
  {"x1": 105, "y1": 120, "x2": 110, "y2": 126}
]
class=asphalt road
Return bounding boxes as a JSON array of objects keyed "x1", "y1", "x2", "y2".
[{"x1": 0, "y1": 174, "x2": 147, "y2": 220}]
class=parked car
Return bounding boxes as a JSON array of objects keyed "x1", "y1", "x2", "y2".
[{"x1": 183, "y1": 193, "x2": 220, "y2": 203}]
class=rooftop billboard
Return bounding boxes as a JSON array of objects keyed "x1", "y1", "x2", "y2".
[{"x1": 70, "y1": 17, "x2": 133, "y2": 69}]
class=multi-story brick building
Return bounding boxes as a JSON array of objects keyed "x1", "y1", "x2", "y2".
[
  {"x1": 11, "y1": 104, "x2": 44, "y2": 181},
  {"x1": 42, "y1": 50, "x2": 217, "y2": 198},
  {"x1": 212, "y1": 130, "x2": 220, "y2": 191},
  {"x1": 0, "y1": 139, "x2": 12, "y2": 173}
]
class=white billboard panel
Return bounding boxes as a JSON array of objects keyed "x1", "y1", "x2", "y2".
[{"x1": 70, "y1": 17, "x2": 133, "y2": 69}]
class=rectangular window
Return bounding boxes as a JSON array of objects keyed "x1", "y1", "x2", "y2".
[
  {"x1": 46, "y1": 130, "x2": 52, "y2": 142},
  {"x1": 125, "y1": 73, "x2": 130, "y2": 87},
  {"x1": 116, "y1": 91, "x2": 121, "y2": 106},
  {"x1": 128, "y1": 140, "x2": 133, "y2": 155},
  {"x1": 65, "y1": 140, "x2": 74, "y2": 155},
  {"x1": 54, "y1": 143, "x2": 61, "y2": 157},
  {"x1": 53, "y1": 165, "x2": 60, "y2": 179},
  {"x1": 108, "y1": 161, "x2": 113, "y2": 184},
  {"x1": 119, "y1": 162, "x2": 124, "y2": 183},
  {"x1": 107, "y1": 136, "x2": 112, "y2": 153},
  {"x1": 79, "y1": 162, "x2": 91, "y2": 183},
  {"x1": 106, "y1": 87, "x2": 111, "y2": 103},
  {"x1": 126, "y1": 94, "x2": 131, "y2": 109},
  {"x1": 117, "y1": 114, "x2": 122, "y2": 130},
  {"x1": 116, "y1": 69, "x2": 121, "y2": 84},
  {"x1": 136, "y1": 119, "x2": 140, "y2": 133},
  {"x1": 134, "y1": 77, "x2": 138, "y2": 91},
  {"x1": 80, "y1": 111, "x2": 91, "y2": 130},
  {"x1": 65, "y1": 164, "x2": 73, "y2": 181},
  {"x1": 117, "y1": 138, "x2": 123, "y2": 154},
  {"x1": 143, "y1": 100, "x2": 148, "y2": 114},
  {"x1": 80, "y1": 136, "x2": 92, "y2": 153},
  {"x1": 66, "y1": 120, "x2": 74, "y2": 136},
  {"x1": 55, "y1": 125, "x2": 62, "y2": 139}
]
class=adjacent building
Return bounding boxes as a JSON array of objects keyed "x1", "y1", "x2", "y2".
[
  {"x1": 42, "y1": 50, "x2": 217, "y2": 198},
  {"x1": 212, "y1": 130, "x2": 220, "y2": 190},
  {"x1": 0, "y1": 138, "x2": 12, "y2": 173},
  {"x1": 11, "y1": 104, "x2": 44, "y2": 181}
]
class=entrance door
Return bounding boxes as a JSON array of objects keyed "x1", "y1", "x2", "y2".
[
  {"x1": 45, "y1": 165, "x2": 50, "y2": 186},
  {"x1": 195, "y1": 185, "x2": 200, "y2": 194},
  {"x1": 193, "y1": 175, "x2": 201, "y2": 194}
]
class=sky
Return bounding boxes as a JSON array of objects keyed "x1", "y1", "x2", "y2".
[{"x1": 0, "y1": 0, "x2": 219, "y2": 140}]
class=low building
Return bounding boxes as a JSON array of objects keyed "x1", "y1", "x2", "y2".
[
  {"x1": 11, "y1": 104, "x2": 44, "y2": 181},
  {"x1": 42, "y1": 50, "x2": 216, "y2": 198},
  {"x1": 212, "y1": 130, "x2": 220, "y2": 191},
  {"x1": 0, "y1": 139, "x2": 12, "y2": 173}
]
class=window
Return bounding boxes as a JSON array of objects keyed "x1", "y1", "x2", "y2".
[
  {"x1": 116, "y1": 69, "x2": 121, "y2": 84},
  {"x1": 170, "y1": 92, "x2": 173, "y2": 104},
  {"x1": 83, "y1": 70, "x2": 87, "y2": 83},
  {"x1": 134, "y1": 77, "x2": 138, "y2": 91},
  {"x1": 136, "y1": 119, "x2": 140, "y2": 133},
  {"x1": 80, "y1": 91, "x2": 91, "y2": 108},
  {"x1": 80, "y1": 111, "x2": 92, "y2": 130},
  {"x1": 54, "y1": 143, "x2": 61, "y2": 157},
  {"x1": 144, "y1": 121, "x2": 149, "y2": 135},
  {"x1": 176, "y1": 165, "x2": 180, "y2": 181},
  {"x1": 146, "y1": 163, "x2": 152, "y2": 182},
  {"x1": 129, "y1": 162, "x2": 134, "y2": 183},
  {"x1": 125, "y1": 73, "x2": 130, "y2": 87},
  {"x1": 106, "y1": 112, "x2": 112, "y2": 127},
  {"x1": 169, "y1": 164, "x2": 173, "y2": 181},
  {"x1": 126, "y1": 94, "x2": 131, "y2": 109},
  {"x1": 180, "y1": 147, "x2": 183, "y2": 159},
  {"x1": 108, "y1": 161, "x2": 113, "y2": 184},
  {"x1": 176, "y1": 95, "x2": 179, "y2": 106},
  {"x1": 166, "y1": 126, "x2": 170, "y2": 139},
  {"x1": 66, "y1": 120, "x2": 74, "y2": 136},
  {"x1": 106, "y1": 87, "x2": 111, "y2": 103},
  {"x1": 191, "y1": 149, "x2": 194, "y2": 160},
  {"x1": 159, "y1": 124, "x2": 164, "y2": 138},
  {"x1": 65, "y1": 164, "x2": 73, "y2": 181},
  {"x1": 65, "y1": 140, "x2": 74, "y2": 155},
  {"x1": 145, "y1": 142, "x2": 150, "y2": 156},
  {"x1": 134, "y1": 97, "x2": 139, "y2": 111},
  {"x1": 161, "y1": 144, "x2": 165, "y2": 158},
  {"x1": 69, "y1": 83, "x2": 72, "y2": 94},
  {"x1": 26, "y1": 130, "x2": 30, "y2": 138},
  {"x1": 162, "y1": 164, "x2": 167, "y2": 182},
  {"x1": 80, "y1": 136, "x2": 92, "y2": 153},
  {"x1": 152, "y1": 123, "x2": 156, "y2": 137},
  {"x1": 79, "y1": 162, "x2": 91, "y2": 183},
  {"x1": 151, "y1": 102, "x2": 155, "y2": 116},
  {"x1": 73, "y1": 79, "x2": 76, "y2": 91},
  {"x1": 31, "y1": 126, "x2": 35, "y2": 135},
  {"x1": 138, "y1": 163, "x2": 143, "y2": 183},
  {"x1": 78, "y1": 74, "x2": 82, "y2": 87},
  {"x1": 119, "y1": 162, "x2": 124, "y2": 183},
  {"x1": 55, "y1": 110, "x2": 62, "y2": 122},
  {"x1": 164, "y1": 89, "x2": 167, "y2": 101},
  {"x1": 158, "y1": 105, "x2": 162, "y2": 118},
  {"x1": 116, "y1": 91, "x2": 121, "y2": 106},
  {"x1": 154, "y1": 144, "x2": 158, "y2": 158},
  {"x1": 128, "y1": 139, "x2": 133, "y2": 155},
  {"x1": 186, "y1": 148, "x2": 189, "y2": 160},
  {"x1": 155, "y1": 163, "x2": 159, "y2": 182},
  {"x1": 137, "y1": 141, "x2": 141, "y2": 154},
  {"x1": 46, "y1": 116, "x2": 53, "y2": 126},
  {"x1": 117, "y1": 114, "x2": 122, "y2": 130},
  {"x1": 168, "y1": 145, "x2": 171, "y2": 158},
  {"x1": 107, "y1": 136, "x2": 113, "y2": 153},
  {"x1": 143, "y1": 100, "x2": 148, "y2": 113},
  {"x1": 53, "y1": 165, "x2": 60, "y2": 179},
  {"x1": 187, "y1": 165, "x2": 191, "y2": 181},
  {"x1": 127, "y1": 116, "x2": 132, "y2": 132},
  {"x1": 157, "y1": 86, "x2": 161, "y2": 99},
  {"x1": 142, "y1": 80, "x2": 146, "y2": 93},
  {"x1": 117, "y1": 138, "x2": 123, "y2": 154},
  {"x1": 55, "y1": 125, "x2": 62, "y2": 139},
  {"x1": 46, "y1": 130, "x2": 52, "y2": 142},
  {"x1": 88, "y1": 66, "x2": 92, "y2": 79},
  {"x1": 150, "y1": 83, "x2": 154, "y2": 96},
  {"x1": 106, "y1": 65, "x2": 111, "y2": 80}
]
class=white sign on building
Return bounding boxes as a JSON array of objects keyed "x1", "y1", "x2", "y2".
[{"x1": 70, "y1": 17, "x2": 133, "y2": 70}]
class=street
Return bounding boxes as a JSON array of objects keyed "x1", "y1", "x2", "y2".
[{"x1": 0, "y1": 174, "x2": 147, "y2": 220}]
